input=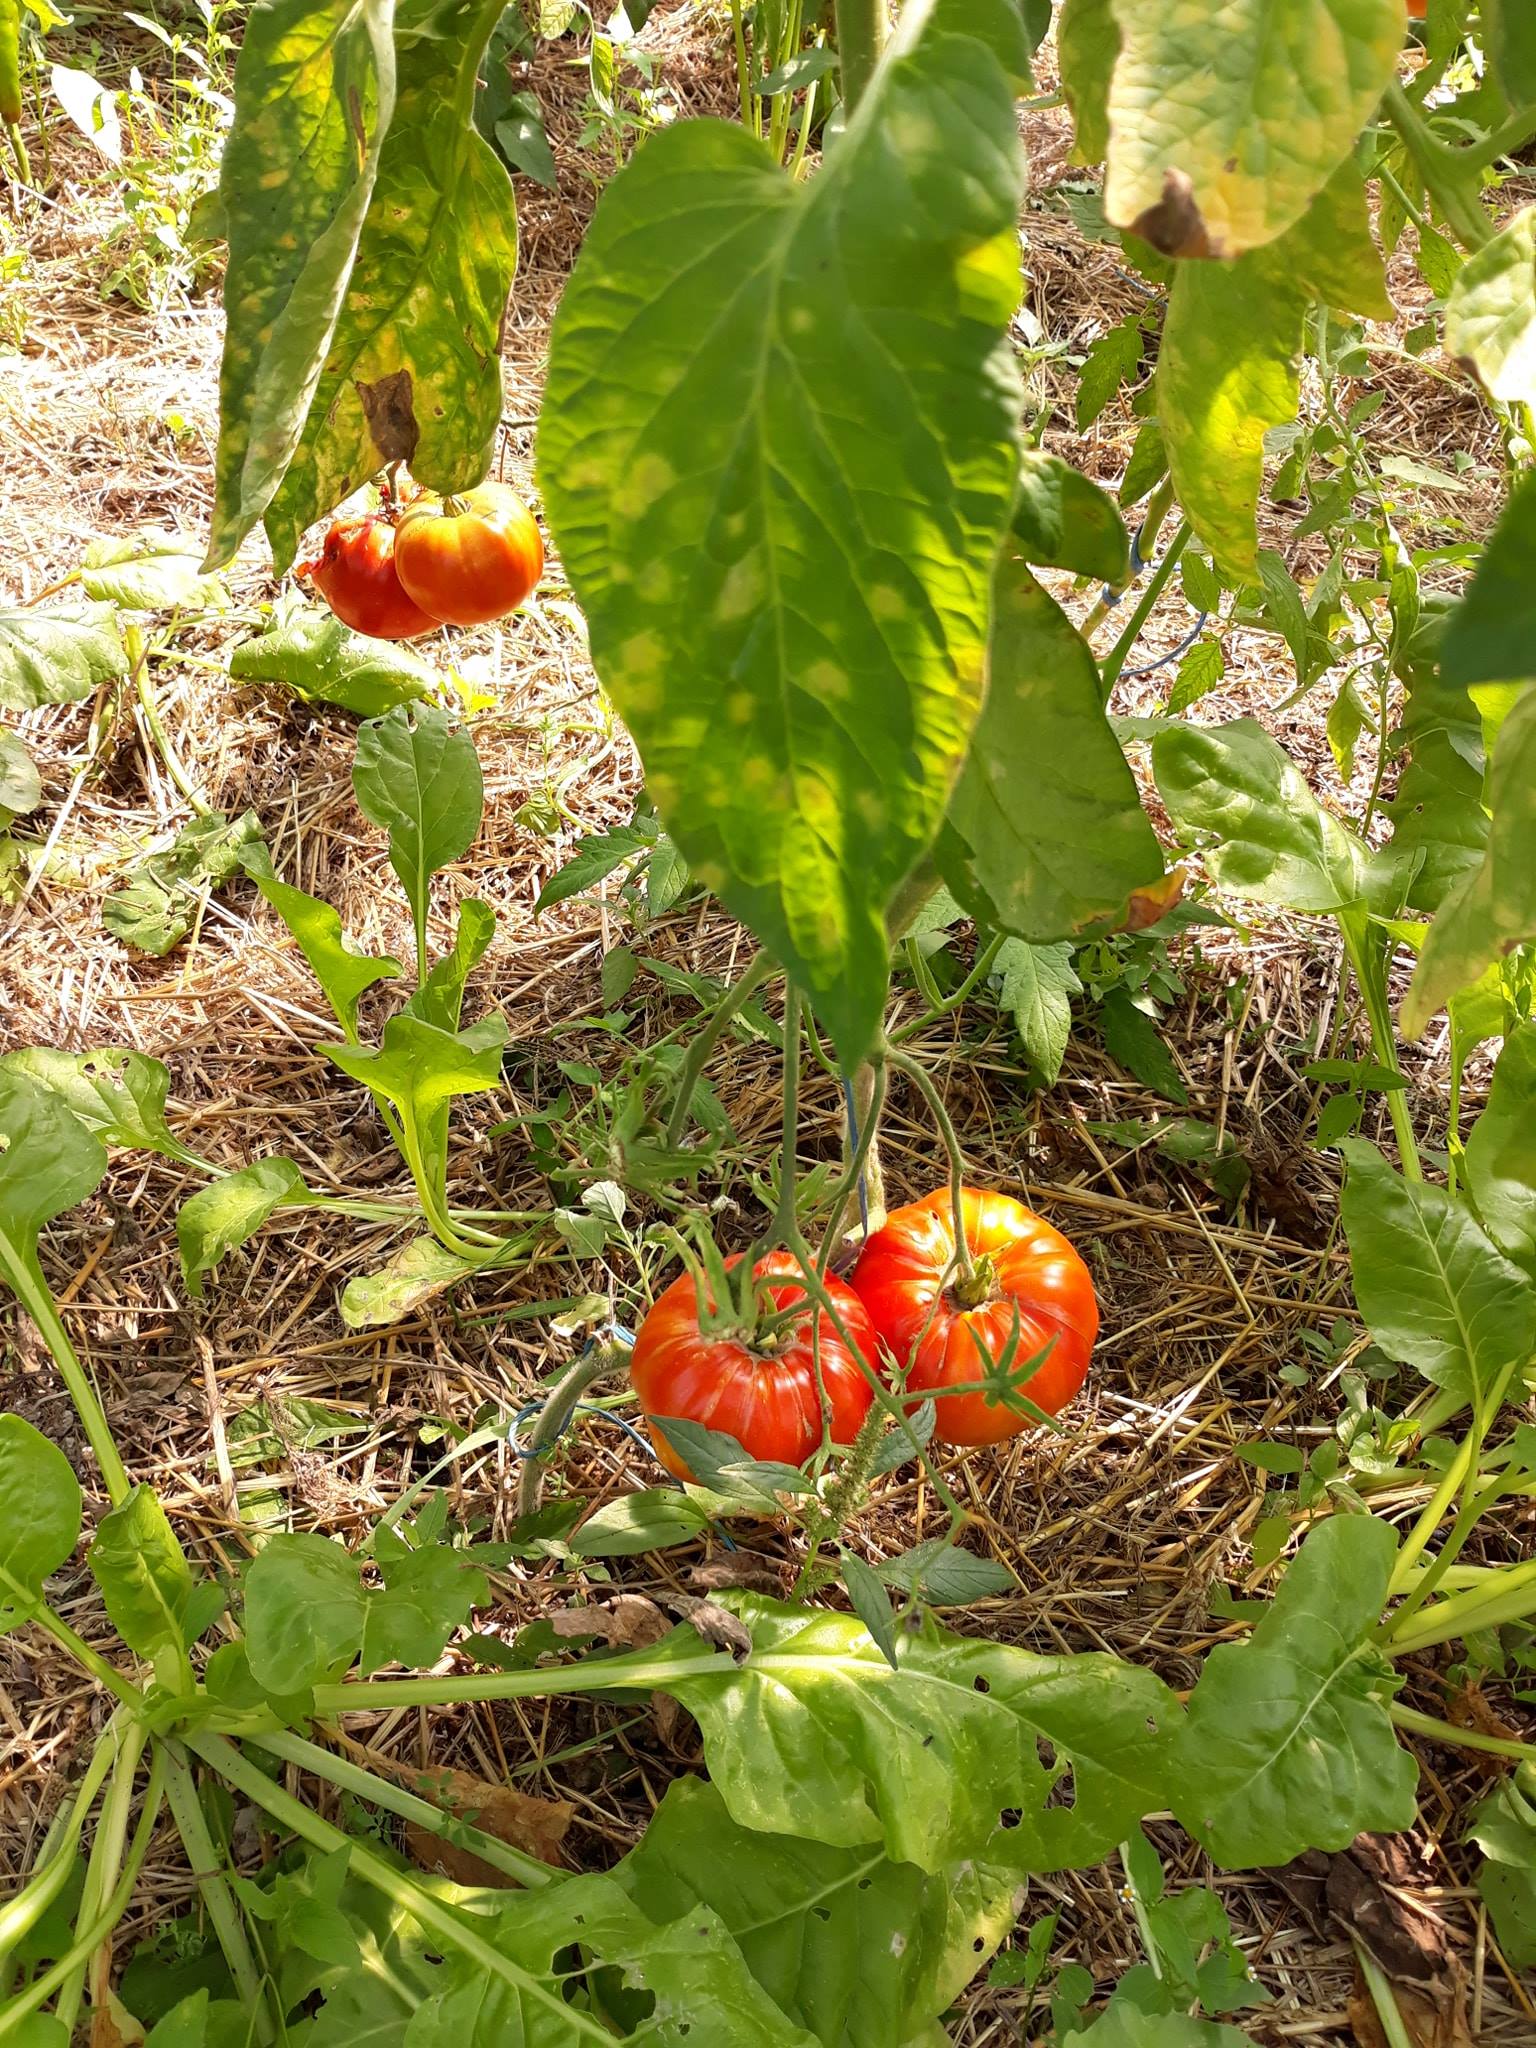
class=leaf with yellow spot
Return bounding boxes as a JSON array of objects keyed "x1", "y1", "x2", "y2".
[{"x1": 540, "y1": 0, "x2": 1027, "y2": 1063}]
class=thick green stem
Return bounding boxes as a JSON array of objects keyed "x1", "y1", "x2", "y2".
[
  {"x1": 31, "y1": 1603, "x2": 141, "y2": 1707},
  {"x1": 0, "y1": 1722, "x2": 122, "y2": 1971},
  {"x1": 514, "y1": 1339, "x2": 626, "y2": 1515},
  {"x1": 309, "y1": 1645, "x2": 737, "y2": 1716},
  {"x1": 1390, "y1": 1703, "x2": 1536, "y2": 1765},
  {"x1": 664, "y1": 950, "x2": 776, "y2": 1146},
  {"x1": 1389, "y1": 1555, "x2": 1536, "y2": 1656},
  {"x1": 0, "y1": 1243, "x2": 130, "y2": 1504},
  {"x1": 833, "y1": 0, "x2": 885, "y2": 116},
  {"x1": 161, "y1": 1746, "x2": 276, "y2": 2041},
  {"x1": 52, "y1": 1720, "x2": 150, "y2": 2038},
  {"x1": 1099, "y1": 520, "x2": 1191, "y2": 694},
  {"x1": 1338, "y1": 914, "x2": 1421, "y2": 1182},
  {"x1": 1387, "y1": 1359, "x2": 1519, "y2": 1594},
  {"x1": 821, "y1": 1056, "x2": 888, "y2": 1263}
]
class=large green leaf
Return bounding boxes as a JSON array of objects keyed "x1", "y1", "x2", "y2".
[
  {"x1": 1339, "y1": 1140, "x2": 1536, "y2": 1399},
  {"x1": 1484, "y1": 1, "x2": 1536, "y2": 106},
  {"x1": 1405, "y1": 688, "x2": 1536, "y2": 1032},
  {"x1": 1170, "y1": 1516, "x2": 1414, "y2": 1867},
  {"x1": 205, "y1": 0, "x2": 398, "y2": 568},
  {"x1": 352, "y1": 703, "x2": 484, "y2": 970},
  {"x1": 1152, "y1": 718, "x2": 1363, "y2": 912},
  {"x1": 80, "y1": 532, "x2": 227, "y2": 613},
  {"x1": 88, "y1": 1483, "x2": 194, "y2": 1657},
  {"x1": 1157, "y1": 167, "x2": 1391, "y2": 579},
  {"x1": 1103, "y1": 0, "x2": 1403, "y2": 257},
  {"x1": 0, "y1": 1047, "x2": 196, "y2": 1163},
  {"x1": 613, "y1": 1777, "x2": 1022, "y2": 2048},
  {"x1": 1384, "y1": 694, "x2": 1487, "y2": 915},
  {"x1": 996, "y1": 937, "x2": 1081, "y2": 1085},
  {"x1": 0, "y1": 605, "x2": 127, "y2": 710},
  {"x1": 668, "y1": 1593, "x2": 1178, "y2": 1878},
  {"x1": 0, "y1": 1414, "x2": 83, "y2": 1635},
  {"x1": 229, "y1": 602, "x2": 436, "y2": 718},
  {"x1": 1011, "y1": 450, "x2": 1130, "y2": 583},
  {"x1": 940, "y1": 558, "x2": 1163, "y2": 938},
  {"x1": 1057, "y1": 0, "x2": 1117, "y2": 162},
  {"x1": 1445, "y1": 203, "x2": 1536, "y2": 411},
  {"x1": 262, "y1": 0, "x2": 519, "y2": 572},
  {"x1": 1438, "y1": 472, "x2": 1536, "y2": 693},
  {"x1": 244, "y1": 1532, "x2": 367, "y2": 1694},
  {"x1": 1464, "y1": 1025, "x2": 1536, "y2": 1275},
  {"x1": 0, "y1": 1073, "x2": 109, "y2": 1295},
  {"x1": 242, "y1": 852, "x2": 404, "y2": 1041},
  {"x1": 539, "y1": 0, "x2": 1026, "y2": 1063}
]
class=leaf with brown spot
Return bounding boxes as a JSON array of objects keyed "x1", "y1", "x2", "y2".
[
  {"x1": 404, "y1": 1765, "x2": 572, "y2": 1884},
  {"x1": 1130, "y1": 168, "x2": 1212, "y2": 259},
  {"x1": 356, "y1": 369, "x2": 419, "y2": 468},
  {"x1": 548, "y1": 1593, "x2": 673, "y2": 1650}
]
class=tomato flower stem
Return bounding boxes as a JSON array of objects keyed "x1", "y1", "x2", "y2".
[
  {"x1": 664, "y1": 949, "x2": 776, "y2": 1147},
  {"x1": 885, "y1": 1047, "x2": 975, "y2": 1285}
]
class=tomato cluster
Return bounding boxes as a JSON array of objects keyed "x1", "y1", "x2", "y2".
[
  {"x1": 629, "y1": 1187, "x2": 1098, "y2": 1474},
  {"x1": 298, "y1": 480, "x2": 543, "y2": 641}
]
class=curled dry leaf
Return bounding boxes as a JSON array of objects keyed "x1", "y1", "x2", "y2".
[
  {"x1": 548, "y1": 1593, "x2": 672, "y2": 1650},
  {"x1": 404, "y1": 1765, "x2": 573, "y2": 1884},
  {"x1": 687, "y1": 1554, "x2": 792, "y2": 1597},
  {"x1": 667, "y1": 1593, "x2": 754, "y2": 1661}
]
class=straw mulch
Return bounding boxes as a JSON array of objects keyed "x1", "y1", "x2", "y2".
[{"x1": 1, "y1": 7, "x2": 1531, "y2": 2043}]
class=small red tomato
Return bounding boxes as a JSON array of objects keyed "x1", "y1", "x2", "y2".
[
  {"x1": 393, "y1": 481, "x2": 543, "y2": 628},
  {"x1": 630, "y1": 1252, "x2": 880, "y2": 1477},
  {"x1": 300, "y1": 514, "x2": 438, "y2": 641},
  {"x1": 851, "y1": 1189, "x2": 1098, "y2": 1447}
]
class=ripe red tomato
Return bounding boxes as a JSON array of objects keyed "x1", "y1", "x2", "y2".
[
  {"x1": 393, "y1": 482, "x2": 544, "y2": 627},
  {"x1": 630, "y1": 1252, "x2": 880, "y2": 1476},
  {"x1": 1406, "y1": 0, "x2": 1427, "y2": 16},
  {"x1": 300, "y1": 515, "x2": 438, "y2": 641},
  {"x1": 851, "y1": 1189, "x2": 1098, "y2": 1447}
]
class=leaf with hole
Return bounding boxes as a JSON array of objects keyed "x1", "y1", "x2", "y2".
[{"x1": 0, "y1": 1047, "x2": 196, "y2": 1163}]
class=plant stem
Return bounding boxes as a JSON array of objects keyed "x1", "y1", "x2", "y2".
[
  {"x1": 1390, "y1": 1702, "x2": 1536, "y2": 1765},
  {"x1": 1387, "y1": 1360, "x2": 1520, "y2": 1595},
  {"x1": 129, "y1": 630, "x2": 210, "y2": 815},
  {"x1": 891, "y1": 932, "x2": 1006, "y2": 1043},
  {"x1": 1354, "y1": 1941, "x2": 1416, "y2": 2048},
  {"x1": 664, "y1": 950, "x2": 775, "y2": 1146},
  {"x1": 1384, "y1": 80, "x2": 1493, "y2": 253},
  {"x1": 52, "y1": 1719, "x2": 151, "y2": 2038},
  {"x1": 31, "y1": 1603, "x2": 141, "y2": 1707},
  {"x1": 886, "y1": 1047, "x2": 974, "y2": 1282},
  {"x1": 247, "y1": 1728, "x2": 557, "y2": 1889},
  {"x1": 161, "y1": 1745, "x2": 276, "y2": 2040},
  {"x1": 514, "y1": 1337, "x2": 629, "y2": 1515},
  {"x1": 1388, "y1": 1555, "x2": 1536, "y2": 1656},
  {"x1": 0, "y1": 1243, "x2": 131, "y2": 1504},
  {"x1": 728, "y1": 0, "x2": 753, "y2": 130},
  {"x1": 1466, "y1": 102, "x2": 1536, "y2": 171},
  {"x1": 1099, "y1": 520, "x2": 1191, "y2": 694},
  {"x1": 0, "y1": 1722, "x2": 121, "y2": 1969},
  {"x1": 820, "y1": 1055, "x2": 887, "y2": 1266},
  {"x1": 832, "y1": 0, "x2": 885, "y2": 117},
  {"x1": 1337, "y1": 913, "x2": 1421, "y2": 1182}
]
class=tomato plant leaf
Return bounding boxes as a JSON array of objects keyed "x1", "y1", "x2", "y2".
[
  {"x1": 229, "y1": 601, "x2": 435, "y2": 719},
  {"x1": 178, "y1": 1157, "x2": 311, "y2": 1300},
  {"x1": 540, "y1": 0, "x2": 1027, "y2": 1064},
  {"x1": 79, "y1": 532, "x2": 227, "y2": 612},
  {"x1": 1170, "y1": 1515, "x2": 1414, "y2": 1867},
  {"x1": 244, "y1": 1532, "x2": 368, "y2": 1695},
  {"x1": 1405, "y1": 689, "x2": 1536, "y2": 1033},
  {"x1": 1103, "y1": 0, "x2": 1403, "y2": 257},
  {"x1": 1058, "y1": 0, "x2": 1117, "y2": 163},
  {"x1": 1012, "y1": 450, "x2": 1130, "y2": 583},
  {"x1": 1444, "y1": 204, "x2": 1536, "y2": 411},
  {"x1": 352, "y1": 704, "x2": 484, "y2": 973},
  {"x1": 569, "y1": 1487, "x2": 713, "y2": 1557},
  {"x1": 941, "y1": 559, "x2": 1163, "y2": 939},
  {"x1": 1464, "y1": 1025, "x2": 1536, "y2": 1275},
  {"x1": 612, "y1": 1776, "x2": 1022, "y2": 2048},
  {"x1": 649, "y1": 1417, "x2": 815, "y2": 1503},
  {"x1": 535, "y1": 821, "x2": 655, "y2": 911},
  {"x1": 0, "y1": 1413, "x2": 82, "y2": 1635},
  {"x1": 88, "y1": 1483, "x2": 195, "y2": 1657},
  {"x1": 0, "y1": 1047, "x2": 198, "y2": 1164},
  {"x1": 669, "y1": 1592, "x2": 1179, "y2": 1877},
  {"x1": 262, "y1": 0, "x2": 520, "y2": 572},
  {"x1": 996, "y1": 937, "x2": 1081, "y2": 1086},
  {"x1": 878, "y1": 1538, "x2": 1017, "y2": 1604},
  {"x1": 1167, "y1": 636, "x2": 1225, "y2": 714},
  {"x1": 0, "y1": 604, "x2": 127, "y2": 710},
  {"x1": 1339, "y1": 1139, "x2": 1536, "y2": 1398},
  {"x1": 1484, "y1": 0, "x2": 1536, "y2": 105},
  {"x1": 840, "y1": 1550, "x2": 900, "y2": 1669},
  {"x1": 1438, "y1": 472, "x2": 1536, "y2": 693},
  {"x1": 1152, "y1": 717, "x2": 1365, "y2": 912},
  {"x1": 1098, "y1": 988, "x2": 1187, "y2": 1105},
  {"x1": 205, "y1": 0, "x2": 398, "y2": 569},
  {"x1": 359, "y1": 1543, "x2": 489, "y2": 1674}
]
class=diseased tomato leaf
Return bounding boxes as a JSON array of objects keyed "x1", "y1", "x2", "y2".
[
  {"x1": 1012, "y1": 451, "x2": 1130, "y2": 583},
  {"x1": 540, "y1": 1, "x2": 1026, "y2": 1065}
]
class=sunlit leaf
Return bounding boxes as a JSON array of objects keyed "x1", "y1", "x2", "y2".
[
  {"x1": 1445, "y1": 203, "x2": 1536, "y2": 411},
  {"x1": 0, "y1": 1414, "x2": 82, "y2": 1636}
]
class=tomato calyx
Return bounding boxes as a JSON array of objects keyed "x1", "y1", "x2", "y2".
[{"x1": 949, "y1": 1253, "x2": 998, "y2": 1312}]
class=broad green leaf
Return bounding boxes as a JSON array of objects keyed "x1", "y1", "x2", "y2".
[
  {"x1": 104, "y1": 810, "x2": 266, "y2": 956},
  {"x1": 1103, "y1": 0, "x2": 1403, "y2": 257},
  {"x1": 1385, "y1": 720, "x2": 1487, "y2": 914},
  {"x1": 0, "y1": 1072, "x2": 109, "y2": 1295},
  {"x1": 324, "y1": 1013, "x2": 507, "y2": 1206},
  {"x1": 1011, "y1": 450, "x2": 1130, "y2": 583},
  {"x1": 79, "y1": 532, "x2": 226, "y2": 612},
  {"x1": 1099, "y1": 988, "x2": 1187, "y2": 1104},
  {"x1": 941, "y1": 559, "x2": 1163, "y2": 939},
  {"x1": 352, "y1": 703, "x2": 484, "y2": 966},
  {"x1": 841, "y1": 1550, "x2": 900, "y2": 1669},
  {"x1": 1464, "y1": 1025, "x2": 1536, "y2": 1274},
  {"x1": 878, "y1": 1538, "x2": 1017, "y2": 1604},
  {"x1": 178, "y1": 1157, "x2": 310, "y2": 1299},
  {"x1": 1339, "y1": 1139, "x2": 1536, "y2": 1398},
  {"x1": 88, "y1": 1483, "x2": 194, "y2": 1657},
  {"x1": 1152, "y1": 718, "x2": 1363, "y2": 911},
  {"x1": 539, "y1": 1, "x2": 1027, "y2": 1064},
  {"x1": 1444, "y1": 205, "x2": 1536, "y2": 411},
  {"x1": 996, "y1": 937, "x2": 1081, "y2": 1086},
  {"x1": 569, "y1": 1486, "x2": 713, "y2": 1557},
  {"x1": 1065, "y1": 2011, "x2": 1255, "y2": 2048},
  {"x1": 1326, "y1": 677, "x2": 1368, "y2": 780},
  {"x1": 0, "y1": 732, "x2": 41, "y2": 817},
  {"x1": 1405, "y1": 689, "x2": 1536, "y2": 1033},
  {"x1": 404, "y1": 898, "x2": 496, "y2": 1031},
  {"x1": 670, "y1": 1592, "x2": 1179, "y2": 1877},
  {"x1": 0, "y1": 1047, "x2": 195, "y2": 1162},
  {"x1": 261, "y1": 0, "x2": 520, "y2": 571},
  {"x1": 1058, "y1": 0, "x2": 1117, "y2": 162},
  {"x1": 1158, "y1": 168, "x2": 1390, "y2": 579},
  {"x1": 1170, "y1": 1516, "x2": 1414, "y2": 1866},
  {"x1": 0, "y1": 1413, "x2": 82, "y2": 1634},
  {"x1": 613, "y1": 1776, "x2": 1022, "y2": 2048},
  {"x1": 339, "y1": 1235, "x2": 482, "y2": 1329},
  {"x1": 206, "y1": 0, "x2": 397, "y2": 568},
  {"x1": 244, "y1": 1532, "x2": 366, "y2": 1694},
  {"x1": 359, "y1": 1543, "x2": 488, "y2": 1673},
  {"x1": 242, "y1": 854, "x2": 404, "y2": 1041},
  {"x1": 1438, "y1": 472, "x2": 1536, "y2": 693},
  {"x1": 0, "y1": 605, "x2": 127, "y2": 710},
  {"x1": 1484, "y1": 0, "x2": 1536, "y2": 107},
  {"x1": 229, "y1": 602, "x2": 435, "y2": 718},
  {"x1": 1469, "y1": 1778, "x2": 1536, "y2": 1971}
]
